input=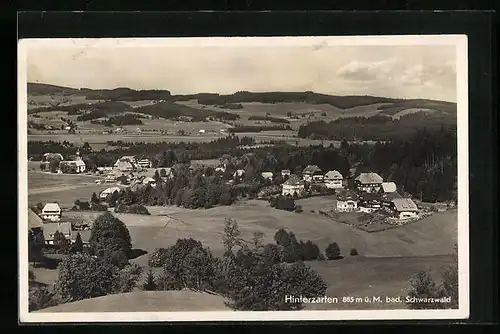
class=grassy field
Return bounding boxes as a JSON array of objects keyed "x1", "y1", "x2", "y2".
[
  {"x1": 60, "y1": 199, "x2": 457, "y2": 267},
  {"x1": 28, "y1": 197, "x2": 457, "y2": 311},
  {"x1": 305, "y1": 254, "x2": 455, "y2": 310},
  {"x1": 28, "y1": 171, "x2": 108, "y2": 209},
  {"x1": 35, "y1": 290, "x2": 230, "y2": 312}
]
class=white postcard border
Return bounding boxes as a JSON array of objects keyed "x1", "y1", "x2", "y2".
[{"x1": 18, "y1": 35, "x2": 469, "y2": 323}]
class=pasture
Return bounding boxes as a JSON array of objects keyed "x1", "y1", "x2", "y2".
[
  {"x1": 29, "y1": 199, "x2": 457, "y2": 309},
  {"x1": 28, "y1": 171, "x2": 108, "y2": 209},
  {"x1": 305, "y1": 254, "x2": 455, "y2": 310},
  {"x1": 61, "y1": 199, "x2": 457, "y2": 268}
]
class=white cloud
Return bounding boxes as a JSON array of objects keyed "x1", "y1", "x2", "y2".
[
  {"x1": 335, "y1": 57, "x2": 456, "y2": 101},
  {"x1": 335, "y1": 58, "x2": 399, "y2": 82}
]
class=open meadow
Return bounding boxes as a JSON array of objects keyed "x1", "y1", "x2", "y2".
[{"x1": 35, "y1": 290, "x2": 230, "y2": 312}]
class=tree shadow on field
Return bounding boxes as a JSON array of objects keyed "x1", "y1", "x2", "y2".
[{"x1": 129, "y1": 248, "x2": 148, "y2": 260}]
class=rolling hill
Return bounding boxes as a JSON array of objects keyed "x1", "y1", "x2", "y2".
[
  {"x1": 34, "y1": 290, "x2": 230, "y2": 312},
  {"x1": 27, "y1": 82, "x2": 456, "y2": 114}
]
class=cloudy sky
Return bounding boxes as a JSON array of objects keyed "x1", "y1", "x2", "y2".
[{"x1": 25, "y1": 38, "x2": 458, "y2": 102}]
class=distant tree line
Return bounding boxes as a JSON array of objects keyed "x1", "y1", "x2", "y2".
[
  {"x1": 91, "y1": 114, "x2": 144, "y2": 127},
  {"x1": 298, "y1": 113, "x2": 456, "y2": 141},
  {"x1": 247, "y1": 115, "x2": 290, "y2": 124},
  {"x1": 196, "y1": 91, "x2": 398, "y2": 109},
  {"x1": 228, "y1": 124, "x2": 292, "y2": 133}
]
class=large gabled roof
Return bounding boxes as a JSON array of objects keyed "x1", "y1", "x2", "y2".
[
  {"x1": 355, "y1": 172, "x2": 383, "y2": 184},
  {"x1": 43, "y1": 222, "x2": 72, "y2": 241},
  {"x1": 325, "y1": 170, "x2": 343, "y2": 180},
  {"x1": 336, "y1": 189, "x2": 358, "y2": 201},
  {"x1": 392, "y1": 198, "x2": 418, "y2": 212},
  {"x1": 28, "y1": 208, "x2": 43, "y2": 229},
  {"x1": 382, "y1": 182, "x2": 397, "y2": 193},
  {"x1": 283, "y1": 174, "x2": 305, "y2": 186},
  {"x1": 302, "y1": 165, "x2": 322, "y2": 174},
  {"x1": 42, "y1": 203, "x2": 61, "y2": 213}
]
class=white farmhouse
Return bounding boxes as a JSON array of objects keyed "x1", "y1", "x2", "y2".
[
  {"x1": 281, "y1": 175, "x2": 305, "y2": 197},
  {"x1": 302, "y1": 165, "x2": 323, "y2": 182},
  {"x1": 41, "y1": 203, "x2": 62, "y2": 222},
  {"x1": 261, "y1": 171, "x2": 274, "y2": 180},
  {"x1": 281, "y1": 169, "x2": 291, "y2": 178},
  {"x1": 137, "y1": 158, "x2": 152, "y2": 169},
  {"x1": 355, "y1": 172, "x2": 384, "y2": 193},
  {"x1": 233, "y1": 169, "x2": 246, "y2": 178},
  {"x1": 324, "y1": 170, "x2": 343, "y2": 189},
  {"x1": 100, "y1": 186, "x2": 121, "y2": 200},
  {"x1": 391, "y1": 198, "x2": 419, "y2": 219},
  {"x1": 336, "y1": 189, "x2": 358, "y2": 212},
  {"x1": 43, "y1": 222, "x2": 72, "y2": 245}
]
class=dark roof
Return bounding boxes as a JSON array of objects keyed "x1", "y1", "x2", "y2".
[
  {"x1": 28, "y1": 209, "x2": 43, "y2": 230},
  {"x1": 283, "y1": 174, "x2": 305, "y2": 186},
  {"x1": 392, "y1": 198, "x2": 418, "y2": 212},
  {"x1": 360, "y1": 192, "x2": 382, "y2": 202},
  {"x1": 43, "y1": 222, "x2": 72, "y2": 241},
  {"x1": 302, "y1": 165, "x2": 322, "y2": 174},
  {"x1": 336, "y1": 189, "x2": 358, "y2": 201},
  {"x1": 382, "y1": 191, "x2": 403, "y2": 202},
  {"x1": 355, "y1": 172, "x2": 383, "y2": 184}
]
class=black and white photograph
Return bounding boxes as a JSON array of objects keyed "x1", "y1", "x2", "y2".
[{"x1": 18, "y1": 36, "x2": 469, "y2": 322}]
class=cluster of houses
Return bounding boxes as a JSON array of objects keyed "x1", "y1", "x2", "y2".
[
  {"x1": 41, "y1": 151, "x2": 87, "y2": 174},
  {"x1": 28, "y1": 203, "x2": 90, "y2": 246},
  {"x1": 278, "y1": 166, "x2": 419, "y2": 220}
]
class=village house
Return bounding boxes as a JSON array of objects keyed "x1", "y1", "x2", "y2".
[
  {"x1": 358, "y1": 193, "x2": 383, "y2": 213},
  {"x1": 137, "y1": 158, "x2": 152, "y2": 169},
  {"x1": 281, "y1": 169, "x2": 291, "y2": 178},
  {"x1": 142, "y1": 177, "x2": 157, "y2": 187},
  {"x1": 381, "y1": 181, "x2": 397, "y2": 193},
  {"x1": 302, "y1": 165, "x2": 323, "y2": 182},
  {"x1": 281, "y1": 174, "x2": 305, "y2": 197},
  {"x1": 355, "y1": 172, "x2": 384, "y2": 193},
  {"x1": 391, "y1": 198, "x2": 419, "y2": 219},
  {"x1": 261, "y1": 171, "x2": 274, "y2": 180},
  {"x1": 381, "y1": 191, "x2": 403, "y2": 207},
  {"x1": 324, "y1": 170, "x2": 344, "y2": 189},
  {"x1": 336, "y1": 189, "x2": 359, "y2": 212},
  {"x1": 104, "y1": 173, "x2": 118, "y2": 183},
  {"x1": 100, "y1": 186, "x2": 121, "y2": 200},
  {"x1": 161, "y1": 167, "x2": 174, "y2": 179},
  {"x1": 60, "y1": 151, "x2": 86, "y2": 173},
  {"x1": 42, "y1": 153, "x2": 64, "y2": 162},
  {"x1": 215, "y1": 166, "x2": 226, "y2": 173},
  {"x1": 41, "y1": 203, "x2": 62, "y2": 222},
  {"x1": 43, "y1": 222, "x2": 72, "y2": 245},
  {"x1": 28, "y1": 208, "x2": 43, "y2": 233},
  {"x1": 114, "y1": 157, "x2": 136, "y2": 172},
  {"x1": 234, "y1": 169, "x2": 246, "y2": 178}
]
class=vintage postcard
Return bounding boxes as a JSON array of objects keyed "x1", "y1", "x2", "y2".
[{"x1": 18, "y1": 35, "x2": 469, "y2": 322}]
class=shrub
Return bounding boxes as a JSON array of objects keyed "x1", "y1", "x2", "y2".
[
  {"x1": 142, "y1": 269, "x2": 157, "y2": 291},
  {"x1": 115, "y1": 203, "x2": 150, "y2": 215},
  {"x1": 325, "y1": 242, "x2": 341, "y2": 260},
  {"x1": 350, "y1": 248, "x2": 359, "y2": 256},
  {"x1": 89, "y1": 212, "x2": 132, "y2": 257},
  {"x1": 54, "y1": 253, "x2": 118, "y2": 303},
  {"x1": 148, "y1": 248, "x2": 168, "y2": 267},
  {"x1": 112, "y1": 263, "x2": 143, "y2": 293},
  {"x1": 29, "y1": 286, "x2": 57, "y2": 311},
  {"x1": 162, "y1": 238, "x2": 217, "y2": 291}
]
